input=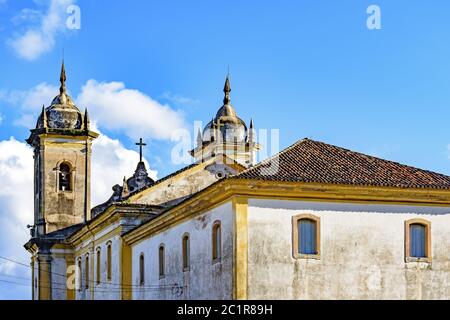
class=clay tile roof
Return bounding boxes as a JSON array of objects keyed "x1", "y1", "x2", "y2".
[{"x1": 235, "y1": 138, "x2": 450, "y2": 189}]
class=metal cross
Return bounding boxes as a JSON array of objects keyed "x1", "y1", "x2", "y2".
[{"x1": 135, "y1": 138, "x2": 146, "y2": 162}]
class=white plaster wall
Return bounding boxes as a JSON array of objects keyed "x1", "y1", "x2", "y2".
[
  {"x1": 50, "y1": 256, "x2": 67, "y2": 300},
  {"x1": 75, "y1": 234, "x2": 122, "y2": 300},
  {"x1": 131, "y1": 201, "x2": 234, "y2": 300},
  {"x1": 247, "y1": 199, "x2": 450, "y2": 300}
]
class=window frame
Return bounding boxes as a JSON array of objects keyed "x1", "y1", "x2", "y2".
[
  {"x1": 212, "y1": 221, "x2": 222, "y2": 263},
  {"x1": 106, "y1": 241, "x2": 112, "y2": 281},
  {"x1": 139, "y1": 253, "x2": 145, "y2": 285},
  {"x1": 84, "y1": 254, "x2": 90, "y2": 289},
  {"x1": 292, "y1": 214, "x2": 321, "y2": 260},
  {"x1": 182, "y1": 233, "x2": 190, "y2": 272},
  {"x1": 77, "y1": 258, "x2": 82, "y2": 292},
  {"x1": 158, "y1": 244, "x2": 165, "y2": 279},
  {"x1": 95, "y1": 247, "x2": 102, "y2": 285},
  {"x1": 405, "y1": 218, "x2": 431, "y2": 263}
]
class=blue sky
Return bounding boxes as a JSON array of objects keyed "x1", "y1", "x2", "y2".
[{"x1": 0, "y1": 0, "x2": 450, "y2": 299}]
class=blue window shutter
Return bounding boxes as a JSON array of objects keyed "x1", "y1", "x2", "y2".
[
  {"x1": 298, "y1": 219, "x2": 317, "y2": 254},
  {"x1": 410, "y1": 224, "x2": 426, "y2": 258}
]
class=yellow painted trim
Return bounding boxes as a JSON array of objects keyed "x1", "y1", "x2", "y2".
[
  {"x1": 38, "y1": 255, "x2": 52, "y2": 300},
  {"x1": 65, "y1": 255, "x2": 75, "y2": 300},
  {"x1": 124, "y1": 179, "x2": 450, "y2": 245},
  {"x1": 233, "y1": 196, "x2": 248, "y2": 300},
  {"x1": 120, "y1": 240, "x2": 132, "y2": 300},
  {"x1": 405, "y1": 218, "x2": 432, "y2": 263},
  {"x1": 74, "y1": 227, "x2": 121, "y2": 257},
  {"x1": 128, "y1": 154, "x2": 245, "y2": 203}
]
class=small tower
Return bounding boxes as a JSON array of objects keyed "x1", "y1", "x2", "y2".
[
  {"x1": 26, "y1": 61, "x2": 99, "y2": 237},
  {"x1": 190, "y1": 75, "x2": 261, "y2": 166}
]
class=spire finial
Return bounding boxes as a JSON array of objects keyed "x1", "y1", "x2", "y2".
[
  {"x1": 59, "y1": 60, "x2": 67, "y2": 94},
  {"x1": 223, "y1": 74, "x2": 231, "y2": 105}
]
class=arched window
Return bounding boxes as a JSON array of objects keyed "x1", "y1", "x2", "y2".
[
  {"x1": 182, "y1": 234, "x2": 190, "y2": 271},
  {"x1": 293, "y1": 214, "x2": 320, "y2": 259},
  {"x1": 139, "y1": 254, "x2": 145, "y2": 285},
  {"x1": 77, "y1": 259, "x2": 82, "y2": 291},
  {"x1": 159, "y1": 245, "x2": 165, "y2": 278},
  {"x1": 405, "y1": 219, "x2": 431, "y2": 262},
  {"x1": 96, "y1": 248, "x2": 101, "y2": 285},
  {"x1": 212, "y1": 221, "x2": 221, "y2": 262},
  {"x1": 59, "y1": 162, "x2": 72, "y2": 191},
  {"x1": 106, "y1": 242, "x2": 112, "y2": 281},
  {"x1": 85, "y1": 254, "x2": 89, "y2": 289}
]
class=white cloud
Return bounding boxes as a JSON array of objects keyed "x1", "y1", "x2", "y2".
[
  {"x1": 7, "y1": 0, "x2": 76, "y2": 60},
  {"x1": 0, "y1": 82, "x2": 58, "y2": 128},
  {"x1": 3, "y1": 80, "x2": 187, "y2": 142},
  {"x1": 78, "y1": 80, "x2": 187, "y2": 140},
  {"x1": 0, "y1": 137, "x2": 34, "y2": 298},
  {"x1": 0, "y1": 112, "x2": 3, "y2": 124},
  {"x1": 161, "y1": 91, "x2": 199, "y2": 107},
  {"x1": 91, "y1": 129, "x2": 157, "y2": 206},
  {"x1": 0, "y1": 131, "x2": 157, "y2": 298}
]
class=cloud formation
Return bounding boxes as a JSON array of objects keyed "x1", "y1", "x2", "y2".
[
  {"x1": 3, "y1": 80, "x2": 187, "y2": 142},
  {"x1": 0, "y1": 130, "x2": 158, "y2": 299},
  {"x1": 91, "y1": 128, "x2": 157, "y2": 206},
  {"x1": 8, "y1": 0, "x2": 76, "y2": 60},
  {"x1": 78, "y1": 80, "x2": 187, "y2": 140},
  {"x1": 0, "y1": 137, "x2": 34, "y2": 299}
]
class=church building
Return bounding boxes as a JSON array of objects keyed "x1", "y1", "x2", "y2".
[{"x1": 25, "y1": 63, "x2": 450, "y2": 300}]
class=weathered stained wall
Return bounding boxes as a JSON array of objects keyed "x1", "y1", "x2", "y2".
[
  {"x1": 132, "y1": 163, "x2": 237, "y2": 207},
  {"x1": 247, "y1": 199, "x2": 450, "y2": 300},
  {"x1": 50, "y1": 254, "x2": 67, "y2": 300},
  {"x1": 131, "y1": 202, "x2": 234, "y2": 300},
  {"x1": 74, "y1": 223, "x2": 122, "y2": 300},
  {"x1": 40, "y1": 137, "x2": 91, "y2": 233}
]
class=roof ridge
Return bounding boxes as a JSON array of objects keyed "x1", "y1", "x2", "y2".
[
  {"x1": 234, "y1": 137, "x2": 450, "y2": 189},
  {"x1": 309, "y1": 139, "x2": 450, "y2": 179}
]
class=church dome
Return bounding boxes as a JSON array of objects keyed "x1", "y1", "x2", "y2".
[
  {"x1": 37, "y1": 62, "x2": 83, "y2": 130},
  {"x1": 202, "y1": 76, "x2": 248, "y2": 143}
]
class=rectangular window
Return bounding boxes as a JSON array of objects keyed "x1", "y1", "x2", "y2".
[
  {"x1": 212, "y1": 222, "x2": 221, "y2": 262},
  {"x1": 410, "y1": 224, "x2": 426, "y2": 258},
  {"x1": 292, "y1": 214, "x2": 320, "y2": 259},
  {"x1": 405, "y1": 219, "x2": 431, "y2": 262},
  {"x1": 85, "y1": 255, "x2": 89, "y2": 289},
  {"x1": 96, "y1": 250, "x2": 101, "y2": 285},
  {"x1": 182, "y1": 234, "x2": 190, "y2": 271},
  {"x1": 107, "y1": 244, "x2": 112, "y2": 281},
  {"x1": 298, "y1": 219, "x2": 317, "y2": 254},
  {"x1": 159, "y1": 245, "x2": 165, "y2": 278}
]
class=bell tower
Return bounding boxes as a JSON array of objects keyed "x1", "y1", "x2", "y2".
[
  {"x1": 190, "y1": 75, "x2": 261, "y2": 167},
  {"x1": 26, "y1": 62, "x2": 99, "y2": 237}
]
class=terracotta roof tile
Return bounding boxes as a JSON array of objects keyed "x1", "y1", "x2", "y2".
[{"x1": 235, "y1": 138, "x2": 450, "y2": 189}]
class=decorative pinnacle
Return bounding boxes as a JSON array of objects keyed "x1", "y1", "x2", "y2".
[
  {"x1": 223, "y1": 75, "x2": 231, "y2": 105},
  {"x1": 84, "y1": 108, "x2": 90, "y2": 130},
  {"x1": 59, "y1": 60, "x2": 67, "y2": 94},
  {"x1": 41, "y1": 105, "x2": 47, "y2": 128}
]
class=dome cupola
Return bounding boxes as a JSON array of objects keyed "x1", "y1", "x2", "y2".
[
  {"x1": 36, "y1": 61, "x2": 84, "y2": 130},
  {"x1": 202, "y1": 76, "x2": 247, "y2": 144}
]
